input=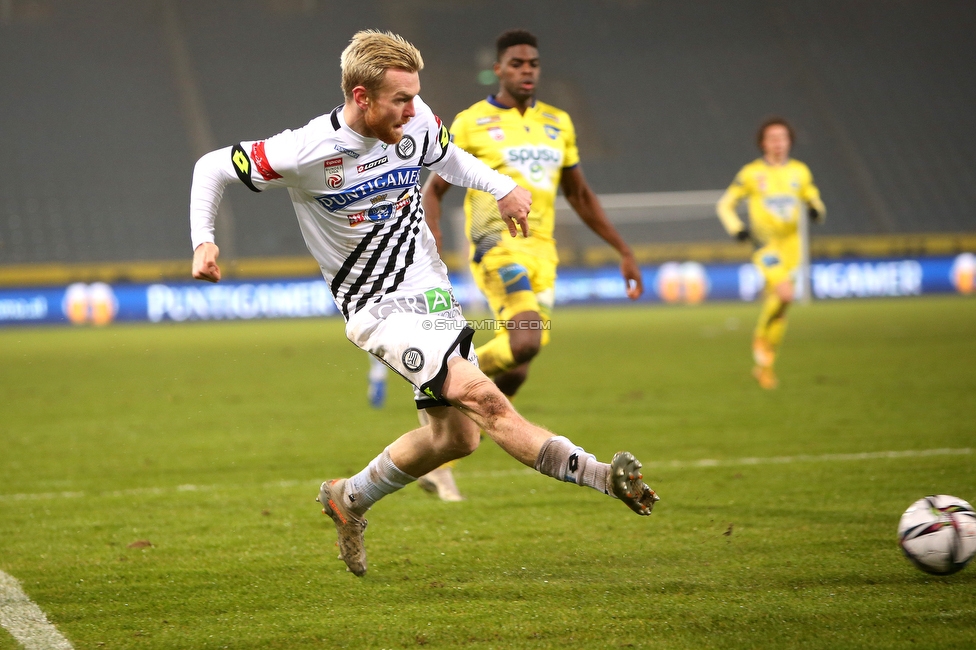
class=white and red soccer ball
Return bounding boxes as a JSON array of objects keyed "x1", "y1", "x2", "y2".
[{"x1": 898, "y1": 495, "x2": 976, "y2": 575}]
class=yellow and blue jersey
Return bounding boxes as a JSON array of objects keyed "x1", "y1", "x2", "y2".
[
  {"x1": 450, "y1": 97, "x2": 579, "y2": 262},
  {"x1": 716, "y1": 158, "x2": 825, "y2": 245}
]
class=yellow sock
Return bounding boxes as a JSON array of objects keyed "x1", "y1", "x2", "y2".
[
  {"x1": 475, "y1": 334, "x2": 516, "y2": 377},
  {"x1": 766, "y1": 315, "x2": 788, "y2": 352},
  {"x1": 754, "y1": 294, "x2": 784, "y2": 341}
]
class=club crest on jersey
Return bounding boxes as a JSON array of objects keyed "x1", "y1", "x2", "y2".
[
  {"x1": 357, "y1": 156, "x2": 388, "y2": 174},
  {"x1": 488, "y1": 127, "x2": 505, "y2": 141},
  {"x1": 544, "y1": 125, "x2": 560, "y2": 140},
  {"x1": 402, "y1": 348, "x2": 425, "y2": 372},
  {"x1": 346, "y1": 193, "x2": 411, "y2": 226},
  {"x1": 324, "y1": 157, "x2": 344, "y2": 189},
  {"x1": 334, "y1": 144, "x2": 360, "y2": 159},
  {"x1": 395, "y1": 135, "x2": 416, "y2": 159}
]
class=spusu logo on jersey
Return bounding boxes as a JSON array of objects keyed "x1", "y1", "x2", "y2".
[
  {"x1": 314, "y1": 167, "x2": 421, "y2": 211},
  {"x1": 503, "y1": 146, "x2": 562, "y2": 188},
  {"x1": 505, "y1": 146, "x2": 562, "y2": 165}
]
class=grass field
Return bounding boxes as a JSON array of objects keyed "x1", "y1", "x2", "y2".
[{"x1": 1, "y1": 296, "x2": 974, "y2": 649}]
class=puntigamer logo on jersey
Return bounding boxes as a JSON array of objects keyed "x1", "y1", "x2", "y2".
[
  {"x1": 504, "y1": 146, "x2": 562, "y2": 187},
  {"x1": 314, "y1": 167, "x2": 421, "y2": 210}
]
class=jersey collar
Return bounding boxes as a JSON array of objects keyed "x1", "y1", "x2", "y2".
[
  {"x1": 486, "y1": 94, "x2": 536, "y2": 110},
  {"x1": 331, "y1": 104, "x2": 379, "y2": 150}
]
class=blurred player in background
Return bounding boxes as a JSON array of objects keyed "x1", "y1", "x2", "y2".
[
  {"x1": 189, "y1": 30, "x2": 658, "y2": 577},
  {"x1": 415, "y1": 29, "x2": 644, "y2": 499},
  {"x1": 716, "y1": 117, "x2": 826, "y2": 389}
]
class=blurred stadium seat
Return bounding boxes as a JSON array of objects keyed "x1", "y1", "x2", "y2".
[{"x1": 1, "y1": 0, "x2": 974, "y2": 275}]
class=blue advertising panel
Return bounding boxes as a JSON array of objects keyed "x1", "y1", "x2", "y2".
[{"x1": 1, "y1": 254, "x2": 973, "y2": 327}]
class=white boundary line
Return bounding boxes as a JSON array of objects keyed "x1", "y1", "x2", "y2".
[
  {"x1": 0, "y1": 570, "x2": 73, "y2": 650},
  {"x1": 0, "y1": 448, "x2": 969, "y2": 503}
]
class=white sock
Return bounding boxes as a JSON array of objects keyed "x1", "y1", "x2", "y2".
[
  {"x1": 368, "y1": 355, "x2": 388, "y2": 382},
  {"x1": 345, "y1": 447, "x2": 415, "y2": 514},
  {"x1": 534, "y1": 435, "x2": 611, "y2": 495}
]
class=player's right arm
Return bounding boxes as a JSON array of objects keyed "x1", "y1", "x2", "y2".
[
  {"x1": 716, "y1": 168, "x2": 751, "y2": 241},
  {"x1": 189, "y1": 133, "x2": 299, "y2": 282}
]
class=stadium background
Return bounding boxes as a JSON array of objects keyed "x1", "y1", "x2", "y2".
[{"x1": 0, "y1": 0, "x2": 974, "y2": 320}]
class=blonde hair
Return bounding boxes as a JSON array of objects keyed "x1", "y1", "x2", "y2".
[{"x1": 340, "y1": 30, "x2": 424, "y2": 99}]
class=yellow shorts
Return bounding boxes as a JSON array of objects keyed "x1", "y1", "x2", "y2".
[
  {"x1": 471, "y1": 245, "x2": 556, "y2": 346},
  {"x1": 752, "y1": 237, "x2": 800, "y2": 291}
]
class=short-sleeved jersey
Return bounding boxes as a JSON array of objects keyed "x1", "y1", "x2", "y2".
[
  {"x1": 230, "y1": 97, "x2": 453, "y2": 320},
  {"x1": 716, "y1": 158, "x2": 823, "y2": 244},
  {"x1": 450, "y1": 97, "x2": 579, "y2": 261}
]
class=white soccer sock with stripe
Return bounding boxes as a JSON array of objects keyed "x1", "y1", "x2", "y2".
[
  {"x1": 344, "y1": 447, "x2": 416, "y2": 515},
  {"x1": 534, "y1": 435, "x2": 611, "y2": 495}
]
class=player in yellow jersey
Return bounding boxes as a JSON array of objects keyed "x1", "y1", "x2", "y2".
[
  {"x1": 417, "y1": 29, "x2": 643, "y2": 499},
  {"x1": 716, "y1": 117, "x2": 826, "y2": 389}
]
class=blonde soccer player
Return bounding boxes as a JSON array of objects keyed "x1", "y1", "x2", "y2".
[
  {"x1": 717, "y1": 117, "x2": 826, "y2": 389},
  {"x1": 189, "y1": 31, "x2": 658, "y2": 576}
]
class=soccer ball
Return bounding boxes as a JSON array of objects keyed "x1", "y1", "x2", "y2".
[{"x1": 898, "y1": 495, "x2": 976, "y2": 575}]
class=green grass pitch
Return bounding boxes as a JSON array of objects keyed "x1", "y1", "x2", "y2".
[{"x1": 1, "y1": 296, "x2": 974, "y2": 649}]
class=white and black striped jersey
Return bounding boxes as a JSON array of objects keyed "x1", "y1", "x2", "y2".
[{"x1": 190, "y1": 96, "x2": 516, "y2": 320}]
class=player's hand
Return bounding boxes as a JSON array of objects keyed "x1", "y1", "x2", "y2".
[
  {"x1": 808, "y1": 206, "x2": 822, "y2": 223},
  {"x1": 192, "y1": 242, "x2": 221, "y2": 283},
  {"x1": 735, "y1": 228, "x2": 752, "y2": 242},
  {"x1": 621, "y1": 253, "x2": 643, "y2": 300},
  {"x1": 497, "y1": 186, "x2": 532, "y2": 237}
]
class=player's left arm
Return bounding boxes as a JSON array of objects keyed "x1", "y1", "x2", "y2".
[
  {"x1": 800, "y1": 165, "x2": 826, "y2": 224},
  {"x1": 560, "y1": 165, "x2": 643, "y2": 299}
]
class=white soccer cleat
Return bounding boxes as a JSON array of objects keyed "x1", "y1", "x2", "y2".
[
  {"x1": 316, "y1": 479, "x2": 368, "y2": 576},
  {"x1": 417, "y1": 466, "x2": 465, "y2": 502},
  {"x1": 607, "y1": 451, "x2": 659, "y2": 516}
]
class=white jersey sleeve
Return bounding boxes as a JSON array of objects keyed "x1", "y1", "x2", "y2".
[
  {"x1": 412, "y1": 97, "x2": 516, "y2": 200},
  {"x1": 189, "y1": 130, "x2": 303, "y2": 250},
  {"x1": 232, "y1": 129, "x2": 301, "y2": 192}
]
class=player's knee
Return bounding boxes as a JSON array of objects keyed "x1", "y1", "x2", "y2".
[
  {"x1": 465, "y1": 375, "x2": 514, "y2": 426},
  {"x1": 509, "y1": 330, "x2": 542, "y2": 365},
  {"x1": 430, "y1": 426, "x2": 480, "y2": 459},
  {"x1": 495, "y1": 365, "x2": 529, "y2": 397},
  {"x1": 452, "y1": 428, "x2": 481, "y2": 457},
  {"x1": 776, "y1": 281, "x2": 794, "y2": 303},
  {"x1": 509, "y1": 337, "x2": 541, "y2": 364}
]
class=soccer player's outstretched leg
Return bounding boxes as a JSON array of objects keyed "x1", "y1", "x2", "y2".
[{"x1": 317, "y1": 357, "x2": 658, "y2": 575}]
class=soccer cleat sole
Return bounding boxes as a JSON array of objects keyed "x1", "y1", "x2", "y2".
[
  {"x1": 316, "y1": 479, "x2": 368, "y2": 576},
  {"x1": 609, "y1": 451, "x2": 659, "y2": 516}
]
